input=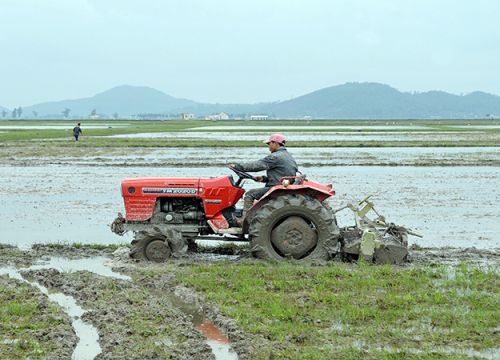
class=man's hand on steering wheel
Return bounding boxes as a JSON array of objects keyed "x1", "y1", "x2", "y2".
[{"x1": 228, "y1": 164, "x2": 258, "y2": 182}]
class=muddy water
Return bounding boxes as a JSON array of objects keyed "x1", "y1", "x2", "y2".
[
  {"x1": 169, "y1": 291, "x2": 238, "y2": 359},
  {"x1": 0, "y1": 265, "x2": 102, "y2": 360},
  {"x1": 190, "y1": 125, "x2": 432, "y2": 130},
  {"x1": 10, "y1": 147, "x2": 500, "y2": 167},
  {"x1": 197, "y1": 321, "x2": 238, "y2": 360},
  {"x1": 0, "y1": 163, "x2": 499, "y2": 249},
  {"x1": 106, "y1": 130, "x2": 500, "y2": 142},
  {"x1": 29, "y1": 256, "x2": 131, "y2": 280}
]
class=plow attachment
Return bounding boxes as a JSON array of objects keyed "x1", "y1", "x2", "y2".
[{"x1": 335, "y1": 195, "x2": 422, "y2": 265}]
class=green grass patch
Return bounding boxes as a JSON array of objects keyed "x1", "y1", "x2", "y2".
[
  {"x1": 0, "y1": 119, "x2": 499, "y2": 146},
  {"x1": 70, "y1": 242, "x2": 129, "y2": 251},
  {"x1": 0, "y1": 278, "x2": 72, "y2": 359},
  {"x1": 176, "y1": 261, "x2": 499, "y2": 359},
  {"x1": 33, "y1": 242, "x2": 128, "y2": 251},
  {"x1": 0, "y1": 244, "x2": 27, "y2": 258}
]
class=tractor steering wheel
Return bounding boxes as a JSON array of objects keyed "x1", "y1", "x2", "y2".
[{"x1": 229, "y1": 167, "x2": 258, "y2": 186}]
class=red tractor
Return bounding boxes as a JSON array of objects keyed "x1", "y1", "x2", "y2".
[{"x1": 111, "y1": 168, "x2": 415, "y2": 264}]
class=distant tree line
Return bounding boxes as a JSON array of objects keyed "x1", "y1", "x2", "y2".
[{"x1": 8, "y1": 107, "x2": 23, "y2": 118}]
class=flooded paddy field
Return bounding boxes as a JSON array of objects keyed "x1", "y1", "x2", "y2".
[
  {"x1": 0, "y1": 161, "x2": 498, "y2": 249},
  {"x1": 190, "y1": 124, "x2": 500, "y2": 131},
  {"x1": 106, "y1": 130, "x2": 500, "y2": 143},
  {"x1": 2, "y1": 146, "x2": 500, "y2": 167},
  {"x1": 1, "y1": 119, "x2": 499, "y2": 147},
  {"x1": 191, "y1": 125, "x2": 432, "y2": 130}
]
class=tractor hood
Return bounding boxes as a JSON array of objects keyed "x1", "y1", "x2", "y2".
[{"x1": 121, "y1": 177, "x2": 200, "y2": 196}]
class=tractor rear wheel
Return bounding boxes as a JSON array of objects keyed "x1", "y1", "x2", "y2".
[
  {"x1": 130, "y1": 229, "x2": 172, "y2": 262},
  {"x1": 248, "y1": 194, "x2": 339, "y2": 260}
]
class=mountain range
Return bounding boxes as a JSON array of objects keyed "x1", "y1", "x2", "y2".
[{"x1": 1, "y1": 82, "x2": 500, "y2": 119}]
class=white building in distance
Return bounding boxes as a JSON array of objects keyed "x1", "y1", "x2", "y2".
[
  {"x1": 250, "y1": 115, "x2": 269, "y2": 120},
  {"x1": 205, "y1": 112, "x2": 230, "y2": 121},
  {"x1": 181, "y1": 113, "x2": 195, "y2": 120}
]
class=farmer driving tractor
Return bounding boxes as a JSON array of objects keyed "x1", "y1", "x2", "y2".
[
  {"x1": 114, "y1": 132, "x2": 416, "y2": 264},
  {"x1": 229, "y1": 133, "x2": 298, "y2": 224}
]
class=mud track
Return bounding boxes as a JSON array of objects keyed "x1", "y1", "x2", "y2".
[
  {"x1": 0, "y1": 275, "x2": 77, "y2": 359},
  {"x1": 1, "y1": 244, "x2": 499, "y2": 359},
  {"x1": 0, "y1": 245, "x2": 258, "y2": 359}
]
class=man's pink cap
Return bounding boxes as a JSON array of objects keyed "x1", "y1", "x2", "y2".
[{"x1": 264, "y1": 133, "x2": 287, "y2": 145}]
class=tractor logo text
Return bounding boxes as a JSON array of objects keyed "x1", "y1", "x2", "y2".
[{"x1": 143, "y1": 187, "x2": 198, "y2": 195}]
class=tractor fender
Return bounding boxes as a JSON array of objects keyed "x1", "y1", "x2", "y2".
[{"x1": 242, "y1": 182, "x2": 334, "y2": 232}]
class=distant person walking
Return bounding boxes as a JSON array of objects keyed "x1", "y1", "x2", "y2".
[{"x1": 73, "y1": 123, "x2": 82, "y2": 141}]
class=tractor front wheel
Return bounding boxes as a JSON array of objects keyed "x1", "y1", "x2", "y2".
[
  {"x1": 130, "y1": 229, "x2": 172, "y2": 262},
  {"x1": 248, "y1": 194, "x2": 339, "y2": 261}
]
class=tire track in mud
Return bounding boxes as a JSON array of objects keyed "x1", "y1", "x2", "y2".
[
  {"x1": 0, "y1": 245, "x2": 249, "y2": 359},
  {"x1": 21, "y1": 254, "x2": 248, "y2": 360},
  {"x1": 24, "y1": 268, "x2": 212, "y2": 359},
  {"x1": 0, "y1": 266, "x2": 98, "y2": 359},
  {"x1": 0, "y1": 274, "x2": 77, "y2": 358}
]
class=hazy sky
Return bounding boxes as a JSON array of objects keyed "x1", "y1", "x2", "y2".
[{"x1": 1, "y1": 0, "x2": 499, "y2": 108}]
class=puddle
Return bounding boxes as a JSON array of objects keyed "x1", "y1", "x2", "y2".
[
  {"x1": 197, "y1": 321, "x2": 238, "y2": 360},
  {"x1": 0, "y1": 265, "x2": 102, "y2": 360},
  {"x1": 434, "y1": 346, "x2": 500, "y2": 359},
  {"x1": 351, "y1": 340, "x2": 499, "y2": 359},
  {"x1": 30, "y1": 256, "x2": 131, "y2": 280},
  {"x1": 383, "y1": 344, "x2": 499, "y2": 359},
  {"x1": 170, "y1": 291, "x2": 238, "y2": 360}
]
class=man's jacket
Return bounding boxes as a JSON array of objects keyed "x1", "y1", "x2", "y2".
[{"x1": 235, "y1": 147, "x2": 298, "y2": 186}]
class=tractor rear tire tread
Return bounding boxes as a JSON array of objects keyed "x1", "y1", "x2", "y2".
[{"x1": 249, "y1": 194, "x2": 339, "y2": 261}]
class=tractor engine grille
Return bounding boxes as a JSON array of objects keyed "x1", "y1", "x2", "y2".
[{"x1": 151, "y1": 198, "x2": 204, "y2": 225}]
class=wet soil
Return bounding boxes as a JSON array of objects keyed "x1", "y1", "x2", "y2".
[
  {"x1": 1, "y1": 145, "x2": 499, "y2": 167},
  {"x1": 407, "y1": 246, "x2": 500, "y2": 267},
  {"x1": 106, "y1": 130, "x2": 500, "y2": 143},
  {"x1": 23, "y1": 268, "x2": 217, "y2": 359},
  {"x1": 0, "y1": 245, "x2": 252, "y2": 359},
  {"x1": 1, "y1": 243, "x2": 498, "y2": 359}
]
